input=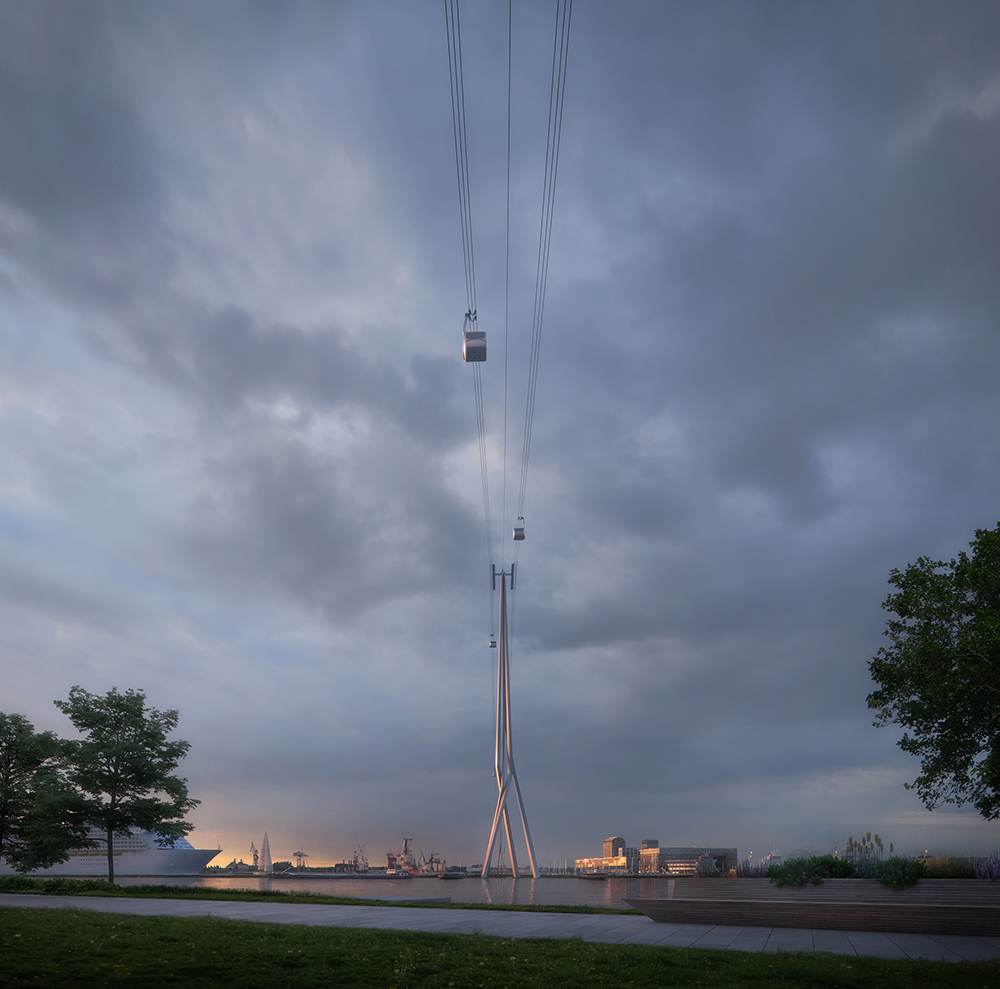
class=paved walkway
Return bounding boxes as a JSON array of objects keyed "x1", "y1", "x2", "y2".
[{"x1": 2, "y1": 894, "x2": 999, "y2": 963}]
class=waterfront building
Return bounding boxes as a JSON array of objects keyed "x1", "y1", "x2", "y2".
[
  {"x1": 575, "y1": 849, "x2": 638, "y2": 875},
  {"x1": 603, "y1": 836, "x2": 625, "y2": 858},
  {"x1": 576, "y1": 837, "x2": 738, "y2": 876},
  {"x1": 638, "y1": 845, "x2": 738, "y2": 875}
]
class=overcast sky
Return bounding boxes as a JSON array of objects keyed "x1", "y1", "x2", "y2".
[{"x1": 3, "y1": 0, "x2": 1000, "y2": 870}]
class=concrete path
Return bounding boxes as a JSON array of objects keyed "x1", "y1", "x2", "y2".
[{"x1": 2, "y1": 894, "x2": 999, "y2": 963}]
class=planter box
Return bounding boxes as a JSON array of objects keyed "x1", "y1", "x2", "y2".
[{"x1": 625, "y1": 879, "x2": 1000, "y2": 936}]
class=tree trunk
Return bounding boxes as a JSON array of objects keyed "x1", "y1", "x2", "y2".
[{"x1": 106, "y1": 825, "x2": 115, "y2": 884}]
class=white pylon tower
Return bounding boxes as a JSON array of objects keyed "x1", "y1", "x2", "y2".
[{"x1": 482, "y1": 563, "x2": 539, "y2": 879}]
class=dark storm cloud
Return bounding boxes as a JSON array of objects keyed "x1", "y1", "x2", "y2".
[
  {"x1": 483, "y1": 2, "x2": 1000, "y2": 836},
  {"x1": 577, "y1": 1, "x2": 1000, "y2": 168},
  {"x1": 172, "y1": 430, "x2": 481, "y2": 619},
  {"x1": 0, "y1": 0, "x2": 487, "y2": 628},
  {"x1": 92, "y1": 302, "x2": 485, "y2": 617},
  {"x1": 0, "y1": 564, "x2": 124, "y2": 631},
  {"x1": 3, "y1": 0, "x2": 1000, "y2": 864},
  {"x1": 115, "y1": 305, "x2": 467, "y2": 449},
  {"x1": 0, "y1": 2, "x2": 160, "y2": 240},
  {"x1": 522, "y1": 0, "x2": 1000, "y2": 584}
]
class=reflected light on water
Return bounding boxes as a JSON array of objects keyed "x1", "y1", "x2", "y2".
[{"x1": 114, "y1": 875, "x2": 677, "y2": 908}]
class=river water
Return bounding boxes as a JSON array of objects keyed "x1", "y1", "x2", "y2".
[{"x1": 113, "y1": 875, "x2": 675, "y2": 910}]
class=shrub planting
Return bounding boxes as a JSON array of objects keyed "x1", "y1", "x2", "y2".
[
  {"x1": 695, "y1": 856, "x2": 726, "y2": 878},
  {"x1": 734, "y1": 858, "x2": 769, "y2": 878},
  {"x1": 844, "y1": 831, "x2": 898, "y2": 878},
  {"x1": 874, "y1": 856, "x2": 928, "y2": 888},
  {"x1": 766, "y1": 854, "x2": 930, "y2": 888},
  {"x1": 923, "y1": 857, "x2": 977, "y2": 879},
  {"x1": 0, "y1": 875, "x2": 117, "y2": 895},
  {"x1": 766, "y1": 856, "x2": 856, "y2": 887},
  {"x1": 975, "y1": 852, "x2": 1000, "y2": 881}
]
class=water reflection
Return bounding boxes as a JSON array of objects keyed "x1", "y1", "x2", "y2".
[
  {"x1": 114, "y1": 875, "x2": 674, "y2": 909},
  {"x1": 477, "y1": 878, "x2": 525, "y2": 906}
]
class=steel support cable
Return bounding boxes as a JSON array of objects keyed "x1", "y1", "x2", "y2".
[
  {"x1": 508, "y1": 538, "x2": 522, "y2": 638},
  {"x1": 516, "y1": 0, "x2": 573, "y2": 518},
  {"x1": 473, "y1": 362, "x2": 494, "y2": 569},
  {"x1": 445, "y1": 0, "x2": 478, "y2": 313},
  {"x1": 502, "y1": 0, "x2": 512, "y2": 572},
  {"x1": 519, "y1": 0, "x2": 572, "y2": 513},
  {"x1": 446, "y1": 0, "x2": 495, "y2": 615}
]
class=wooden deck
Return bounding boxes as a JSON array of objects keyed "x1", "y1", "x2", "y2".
[{"x1": 625, "y1": 879, "x2": 1000, "y2": 936}]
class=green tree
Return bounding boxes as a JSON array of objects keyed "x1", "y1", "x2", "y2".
[
  {"x1": 868, "y1": 524, "x2": 1000, "y2": 819},
  {"x1": 54, "y1": 686, "x2": 199, "y2": 883},
  {"x1": 0, "y1": 712, "x2": 91, "y2": 872}
]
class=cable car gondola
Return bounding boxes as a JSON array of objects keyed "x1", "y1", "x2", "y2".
[
  {"x1": 463, "y1": 330, "x2": 486, "y2": 362},
  {"x1": 513, "y1": 516, "x2": 525, "y2": 541},
  {"x1": 462, "y1": 309, "x2": 486, "y2": 362}
]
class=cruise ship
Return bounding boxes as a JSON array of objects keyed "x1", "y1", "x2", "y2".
[{"x1": 0, "y1": 827, "x2": 221, "y2": 877}]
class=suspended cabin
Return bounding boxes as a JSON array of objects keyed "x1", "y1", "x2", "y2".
[
  {"x1": 490, "y1": 634, "x2": 497, "y2": 649},
  {"x1": 513, "y1": 516, "x2": 525, "y2": 541},
  {"x1": 463, "y1": 329, "x2": 486, "y2": 362}
]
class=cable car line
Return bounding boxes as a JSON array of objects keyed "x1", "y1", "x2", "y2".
[
  {"x1": 446, "y1": 0, "x2": 494, "y2": 614},
  {"x1": 445, "y1": 0, "x2": 478, "y2": 313},
  {"x1": 517, "y1": 0, "x2": 573, "y2": 520},
  {"x1": 444, "y1": 0, "x2": 573, "y2": 884},
  {"x1": 473, "y1": 341, "x2": 493, "y2": 570},
  {"x1": 502, "y1": 0, "x2": 512, "y2": 574}
]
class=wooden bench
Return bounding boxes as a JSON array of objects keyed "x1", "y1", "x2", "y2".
[{"x1": 625, "y1": 879, "x2": 1000, "y2": 935}]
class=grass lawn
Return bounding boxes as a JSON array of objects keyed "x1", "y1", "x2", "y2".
[{"x1": 1, "y1": 906, "x2": 997, "y2": 988}]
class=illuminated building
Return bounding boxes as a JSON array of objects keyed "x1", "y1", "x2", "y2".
[
  {"x1": 603, "y1": 836, "x2": 625, "y2": 858},
  {"x1": 638, "y1": 845, "x2": 738, "y2": 875},
  {"x1": 575, "y1": 838, "x2": 737, "y2": 876}
]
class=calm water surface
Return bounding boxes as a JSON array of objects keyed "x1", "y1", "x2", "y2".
[{"x1": 114, "y1": 875, "x2": 674, "y2": 909}]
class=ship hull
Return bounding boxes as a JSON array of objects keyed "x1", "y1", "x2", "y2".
[
  {"x1": 1, "y1": 847, "x2": 220, "y2": 877},
  {"x1": 0, "y1": 829, "x2": 220, "y2": 877}
]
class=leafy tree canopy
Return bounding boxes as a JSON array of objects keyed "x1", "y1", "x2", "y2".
[
  {"x1": 868, "y1": 524, "x2": 1000, "y2": 819},
  {"x1": 54, "y1": 686, "x2": 199, "y2": 882},
  {"x1": 0, "y1": 712, "x2": 91, "y2": 873}
]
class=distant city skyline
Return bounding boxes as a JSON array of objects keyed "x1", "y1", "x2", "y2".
[{"x1": 2, "y1": 0, "x2": 1000, "y2": 870}]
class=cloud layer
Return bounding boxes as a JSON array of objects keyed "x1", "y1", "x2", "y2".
[{"x1": 2, "y1": 0, "x2": 999, "y2": 867}]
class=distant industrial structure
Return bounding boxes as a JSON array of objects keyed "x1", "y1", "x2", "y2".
[
  {"x1": 576, "y1": 837, "x2": 738, "y2": 876},
  {"x1": 386, "y1": 838, "x2": 451, "y2": 875}
]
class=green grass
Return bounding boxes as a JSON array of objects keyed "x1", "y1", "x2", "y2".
[
  {"x1": 2, "y1": 906, "x2": 996, "y2": 988},
  {"x1": 0, "y1": 875, "x2": 640, "y2": 914}
]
